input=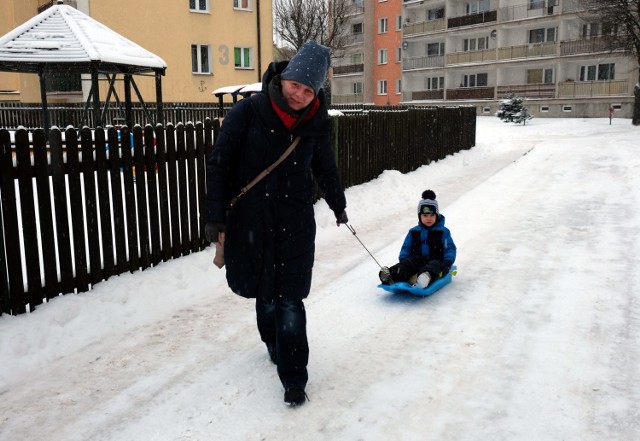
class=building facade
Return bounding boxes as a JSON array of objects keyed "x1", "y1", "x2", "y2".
[
  {"x1": 0, "y1": 0, "x2": 273, "y2": 104},
  {"x1": 332, "y1": 0, "x2": 639, "y2": 118}
]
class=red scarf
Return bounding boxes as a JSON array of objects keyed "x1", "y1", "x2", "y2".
[{"x1": 270, "y1": 96, "x2": 320, "y2": 130}]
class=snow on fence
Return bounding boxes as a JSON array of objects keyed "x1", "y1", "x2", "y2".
[
  {"x1": 0, "y1": 102, "x2": 233, "y2": 131},
  {"x1": 0, "y1": 107, "x2": 475, "y2": 316}
]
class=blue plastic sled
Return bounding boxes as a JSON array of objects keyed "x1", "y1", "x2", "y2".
[{"x1": 377, "y1": 266, "x2": 457, "y2": 296}]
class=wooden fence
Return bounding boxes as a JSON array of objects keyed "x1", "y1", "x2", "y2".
[
  {"x1": 332, "y1": 107, "x2": 475, "y2": 188},
  {"x1": 0, "y1": 107, "x2": 475, "y2": 316}
]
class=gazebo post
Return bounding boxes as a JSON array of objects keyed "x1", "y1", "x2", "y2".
[
  {"x1": 91, "y1": 70, "x2": 101, "y2": 127},
  {"x1": 155, "y1": 71, "x2": 164, "y2": 125},
  {"x1": 38, "y1": 67, "x2": 50, "y2": 133},
  {"x1": 218, "y1": 95, "x2": 224, "y2": 118},
  {"x1": 124, "y1": 74, "x2": 133, "y2": 129}
]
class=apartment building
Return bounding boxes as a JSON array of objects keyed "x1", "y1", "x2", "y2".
[
  {"x1": 0, "y1": 0, "x2": 272, "y2": 104},
  {"x1": 332, "y1": 0, "x2": 638, "y2": 118}
]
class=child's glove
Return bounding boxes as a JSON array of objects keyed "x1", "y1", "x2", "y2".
[{"x1": 442, "y1": 260, "x2": 453, "y2": 275}]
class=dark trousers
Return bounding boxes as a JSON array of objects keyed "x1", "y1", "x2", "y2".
[
  {"x1": 255, "y1": 295, "x2": 309, "y2": 389},
  {"x1": 388, "y1": 256, "x2": 443, "y2": 284}
]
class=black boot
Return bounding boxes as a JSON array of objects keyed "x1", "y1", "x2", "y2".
[
  {"x1": 379, "y1": 266, "x2": 392, "y2": 284},
  {"x1": 284, "y1": 387, "x2": 307, "y2": 407}
]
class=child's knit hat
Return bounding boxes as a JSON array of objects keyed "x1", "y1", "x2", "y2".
[
  {"x1": 417, "y1": 189, "x2": 439, "y2": 215},
  {"x1": 280, "y1": 40, "x2": 331, "y2": 95}
]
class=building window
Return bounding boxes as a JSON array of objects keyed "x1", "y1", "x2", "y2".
[
  {"x1": 426, "y1": 76, "x2": 444, "y2": 90},
  {"x1": 191, "y1": 44, "x2": 211, "y2": 74},
  {"x1": 427, "y1": 42, "x2": 445, "y2": 56},
  {"x1": 378, "y1": 80, "x2": 387, "y2": 95},
  {"x1": 234, "y1": 47, "x2": 252, "y2": 69},
  {"x1": 396, "y1": 79, "x2": 402, "y2": 94},
  {"x1": 482, "y1": 106, "x2": 491, "y2": 113},
  {"x1": 396, "y1": 47, "x2": 402, "y2": 63},
  {"x1": 597, "y1": 63, "x2": 615, "y2": 80},
  {"x1": 353, "y1": 82, "x2": 363, "y2": 94},
  {"x1": 378, "y1": 17, "x2": 388, "y2": 34},
  {"x1": 527, "y1": 68, "x2": 554, "y2": 84},
  {"x1": 353, "y1": 23, "x2": 363, "y2": 35},
  {"x1": 466, "y1": 0, "x2": 489, "y2": 15},
  {"x1": 462, "y1": 73, "x2": 488, "y2": 87},
  {"x1": 378, "y1": 49, "x2": 388, "y2": 65},
  {"x1": 464, "y1": 37, "x2": 489, "y2": 51},
  {"x1": 528, "y1": 0, "x2": 544, "y2": 9},
  {"x1": 562, "y1": 105, "x2": 572, "y2": 112},
  {"x1": 428, "y1": 8, "x2": 445, "y2": 20},
  {"x1": 540, "y1": 105, "x2": 550, "y2": 112},
  {"x1": 529, "y1": 27, "x2": 556, "y2": 43},
  {"x1": 352, "y1": 53, "x2": 363, "y2": 64},
  {"x1": 582, "y1": 23, "x2": 600, "y2": 38},
  {"x1": 580, "y1": 63, "x2": 615, "y2": 81},
  {"x1": 396, "y1": 15, "x2": 403, "y2": 30},
  {"x1": 234, "y1": 0, "x2": 251, "y2": 10},
  {"x1": 190, "y1": 0, "x2": 209, "y2": 12}
]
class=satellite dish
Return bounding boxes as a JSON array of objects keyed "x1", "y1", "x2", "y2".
[
  {"x1": 402, "y1": 41, "x2": 409, "y2": 50},
  {"x1": 490, "y1": 30, "x2": 497, "y2": 39}
]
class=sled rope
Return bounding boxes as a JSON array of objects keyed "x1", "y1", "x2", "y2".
[{"x1": 345, "y1": 224, "x2": 384, "y2": 269}]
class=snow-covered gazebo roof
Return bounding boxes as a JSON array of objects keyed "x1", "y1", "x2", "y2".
[
  {"x1": 211, "y1": 82, "x2": 262, "y2": 115},
  {"x1": 0, "y1": 1, "x2": 167, "y2": 129},
  {"x1": 0, "y1": 3, "x2": 166, "y2": 74}
]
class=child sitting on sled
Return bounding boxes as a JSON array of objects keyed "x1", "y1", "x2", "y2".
[{"x1": 379, "y1": 189, "x2": 457, "y2": 288}]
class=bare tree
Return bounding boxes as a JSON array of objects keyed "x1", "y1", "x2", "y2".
[
  {"x1": 273, "y1": 0, "x2": 354, "y2": 56},
  {"x1": 582, "y1": 0, "x2": 640, "y2": 125}
]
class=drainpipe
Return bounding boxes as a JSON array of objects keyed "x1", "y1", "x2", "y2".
[{"x1": 256, "y1": 0, "x2": 262, "y2": 82}]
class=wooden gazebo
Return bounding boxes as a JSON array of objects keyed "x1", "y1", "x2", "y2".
[{"x1": 0, "y1": 1, "x2": 166, "y2": 130}]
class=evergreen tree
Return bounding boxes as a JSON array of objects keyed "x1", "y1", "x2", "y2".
[{"x1": 496, "y1": 94, "x2": 532, "y2": 125}]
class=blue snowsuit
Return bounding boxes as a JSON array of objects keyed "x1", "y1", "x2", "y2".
[{"x1": 389, "y1": 214, "x2": 457, "y2": 283}]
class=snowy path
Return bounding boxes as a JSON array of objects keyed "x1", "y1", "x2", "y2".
[{"x1": 1, "y1": 117, "x2": 639, "y2": 441}]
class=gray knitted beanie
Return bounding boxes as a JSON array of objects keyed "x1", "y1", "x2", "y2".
[{"x1": 280, "y1": 40, "x2": 331, "y2": 95}]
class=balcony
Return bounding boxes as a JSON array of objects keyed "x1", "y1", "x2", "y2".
[
  {"x1": 499, "y1": 2, "x2": 558, "y2": 22},
  {"x1": 349, "y1": 4, "x2": 364, "y2": 15},
  {"x1": 560, "y1": 37, "x2": 625, "y2": 56},
  {"x1": 403, "y1": 18, "x2": 446, "y2": 36},
  {"x1": 333, "y1": 64, "x2": 364, "y2": 76},
  {"x1": 343, "y1": 33, "x2": 364, "y2": 46},
  {"x1": 497, "y1": 84, "x2": 556, "y2": 99},
  {"x1": 562, "y1": 0, "x2": 584, "y2": 13},
  {"x1": 331, "y1": 93, "x2": 364, "y2": 104},
  {"x1": 558, "y1": 80, "x2": 629, "y2": 98},
  {"x1": 448, "y1": 10, "x2": 497, "y2": 29},
  {"x1": 410, "y1": 90, "x2": 444, "y2": 100},
  {"x1": 498, "y1": 41, "x2": 557, "y2": 60},
  {"x1": 402, "y1": 55, "x2": 445, "y2": 71},
  {"x1": 446, "y1": 87, "x2": 495, "y2": 100},
  {"x1": 447, "y1": 48, "x2": 497, "y2": 65}
]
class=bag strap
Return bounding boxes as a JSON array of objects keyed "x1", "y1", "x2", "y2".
[{"x1": 227, "y1": 136, "x2": 302, "y2": 210}]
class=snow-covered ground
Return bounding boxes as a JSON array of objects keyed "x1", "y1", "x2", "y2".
[{"x1": 1, "y1": 116, "x2": 639, "y2": 441}]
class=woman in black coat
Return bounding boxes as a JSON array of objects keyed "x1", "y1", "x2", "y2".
[{"x1": 205, "y1": 41, "x2": 348, "y2": 407}]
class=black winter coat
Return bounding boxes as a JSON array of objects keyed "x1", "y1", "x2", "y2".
[{"x1": 205, "y1": 62, "x2": 347, "y2": 301}]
